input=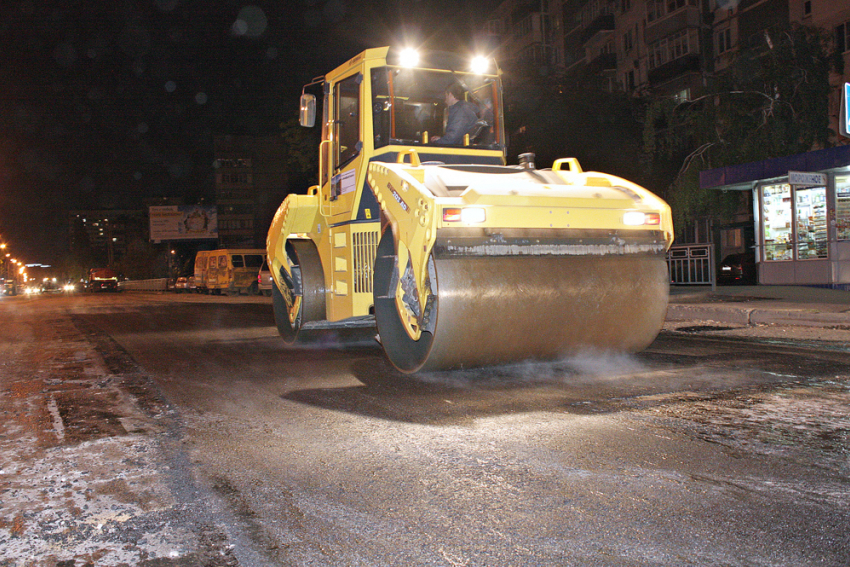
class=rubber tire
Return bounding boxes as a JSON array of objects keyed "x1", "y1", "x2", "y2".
[
  {"x1": 373, "y1": 230, "x2": 436, "y2": 373},
  {"x1": 272, "y1": 240, "x2": 326, "y2": 345}
]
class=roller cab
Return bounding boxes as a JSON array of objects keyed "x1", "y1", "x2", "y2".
[{"x1": 266, "y1": 46, "x2": 673, "y2": 373}]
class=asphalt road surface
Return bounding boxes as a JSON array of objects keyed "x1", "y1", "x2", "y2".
[{"x1": 1, "y1": 291, "x2": 849, "y2": 566}]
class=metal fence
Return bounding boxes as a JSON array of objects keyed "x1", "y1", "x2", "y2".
[
  {"x1": 667, "y1": 244, "x2": 714, "y2": 286},
  {"x1": 118, "y1": 278, "x2": 169, "y2": 291}
]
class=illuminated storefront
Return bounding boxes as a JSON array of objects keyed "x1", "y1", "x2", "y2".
[{"x1": 701, "y1": 145, "x2": 850, "y2": 289}]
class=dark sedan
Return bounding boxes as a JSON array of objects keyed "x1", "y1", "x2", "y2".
[{"x1": 717, "y1": 252, "x2": 756, "y2": 285}]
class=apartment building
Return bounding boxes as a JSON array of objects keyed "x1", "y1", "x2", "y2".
[
  {"x1": 479, "y1": 0, "x2": 553, "y2": 79},
  {"x1": 213, "y1": 135, "x2": 289, "y2": 249},
  {"x1": 481, "y1": 0, "x2": 850, "y2": 137},
  {"x1": 68, "y1": 209, "x2": 147, "y2": 266}
]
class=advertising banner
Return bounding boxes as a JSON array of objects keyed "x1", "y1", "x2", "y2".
[{"x1": 149, "y1": 205, "x2": 218, "y2": 241}]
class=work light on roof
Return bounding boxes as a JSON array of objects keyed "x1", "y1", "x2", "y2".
[
  {"x1": 470, "y1": 56, "x2": 489, "y2": 74},
  {"x1": 399, "y1": 48, "x2": 419, "y2": 68}
]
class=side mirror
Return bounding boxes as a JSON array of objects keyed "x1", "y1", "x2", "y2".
[{"x1": 299, "y1": 94, "x2": 316, "y2": 127}]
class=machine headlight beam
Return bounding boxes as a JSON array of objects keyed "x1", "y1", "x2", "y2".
[
  {"x1": 623, "y1": 211, "x2": 661, "y2": 226},
  {"x1": 442, "y1": 207, "x2": 486, "y2": 224}
]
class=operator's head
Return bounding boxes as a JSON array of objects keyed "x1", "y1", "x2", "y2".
[{"x1": 444, "y1": 83, "x2": 466, "y2": 106}]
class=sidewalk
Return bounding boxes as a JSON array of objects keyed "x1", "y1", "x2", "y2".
[{"x1": 667, "y1": 285, "x2": 850, "y2": 328}]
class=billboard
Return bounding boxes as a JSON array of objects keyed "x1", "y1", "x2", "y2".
[{"x1": 149, "y1": 205, "x2": 218, "y2": 241}]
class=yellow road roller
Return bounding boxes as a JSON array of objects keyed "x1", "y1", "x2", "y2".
[{"x1": 267, "y1": 47, "x2": 674, "y2": 373}]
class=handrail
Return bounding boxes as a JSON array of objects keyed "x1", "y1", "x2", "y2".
[
  {"x1": 552, "y1": 158, "x2": 582, "y2": 173},
  {"x1": 318, "y1": 140, "x2": 332, "y2": 218}
]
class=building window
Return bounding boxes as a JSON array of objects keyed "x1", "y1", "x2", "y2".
[
  {"x1": 216, "y1": 158, "x2": 252, "y2": 168},
  {"x1": 484, "y1": 19, "x2": 503, "y2": 35},
  {"x1": 649, "y1": 30, "x2": 690, "y2": 69},
  {"x1": 647, "y1": 0, "x2": 664, "y2": 22},
  {"x1": 219, "y1": 172, "x2": 250, "y2": 184},
  {"x1": 803, "y1": 0, "x2": 811, "y2": 17},
  {"x1": 716, "y1": 27, "x2": 732, "y2": 54},
  {"x1": 621, "y1": 0, "x2": 631, "y2": 11},
  {"x1": 515, "y1": 14, "x2": 534, "y2": 38},
  {"x1": 623, "y1": 28, "x2": 634, "y2": 52},
  {"x1": 666, "y1": 0, "x2": 687, "y2": 14},
  {"x1": 836, "y1": 21, "x2": 850, "y2": 53}
]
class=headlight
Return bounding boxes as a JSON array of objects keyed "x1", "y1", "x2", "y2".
[
  {"x1": 443, "y1": 207, "x2": 486, "y2": 224},
  {"x1": 623, "y1": 211, "x2": 661, "y2": 226}
]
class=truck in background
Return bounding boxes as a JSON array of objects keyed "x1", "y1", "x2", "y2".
[{"x1": 87, "y1": 268, "x2": 119, "y2": 292}]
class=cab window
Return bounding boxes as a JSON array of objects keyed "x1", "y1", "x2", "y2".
[{"x1": 335, "y1": 73, "x2": 361, "y2": 169}]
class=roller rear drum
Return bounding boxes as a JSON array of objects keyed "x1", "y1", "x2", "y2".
[{"x1": 374, "y1": 231, "x2": 669, "y2": 373}]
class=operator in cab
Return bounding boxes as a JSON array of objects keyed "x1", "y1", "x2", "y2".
[{"x1": 431, "y1": 83, "x2": 479, "y2": 145}]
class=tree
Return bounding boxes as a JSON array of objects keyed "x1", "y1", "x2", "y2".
[
  {"x1": 504, "y1": 74, "x2": 647, "y2": 183},
  {"x1": 643, "y1": 23, "x2": 840, "y2": 232},
  {"x1": 280, "y1": 117, "x2": 320, "y2": 192}
]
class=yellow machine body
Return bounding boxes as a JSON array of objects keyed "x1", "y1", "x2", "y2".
[{"x1": 267, "y1": 47, "x2": 673, "y2": 373}]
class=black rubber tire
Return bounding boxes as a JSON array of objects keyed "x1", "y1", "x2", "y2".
[
  {"x1": 372, "y1": 230, "x2": 436, "y2": 373},
  {"x1": 272, "y1": 240, "x2": 326, "y2": 344}
]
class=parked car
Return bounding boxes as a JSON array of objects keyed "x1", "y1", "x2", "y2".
[
  {"x1": 718, "y1": 252, "x2": 756, "y2": 285},
  {"x1": 174, "y1": 277, "x2": 189, "y2": 292},
  {"x1": 258, "y1": 257, "x2": 273, "y2": 297}
]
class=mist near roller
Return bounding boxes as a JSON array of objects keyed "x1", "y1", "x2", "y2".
[{"x1": 414, "y1": 350, "x2": 649, "y2": 389}]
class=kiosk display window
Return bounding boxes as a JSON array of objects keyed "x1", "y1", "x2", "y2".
[
  {"x1": 762, "y1": 183, "x2": 793, "y2": 261},
  {"x1": 837, "y1": 176, "x2": 850, "y2": 241},
  {"x1": 795, "y1": 186, "x2": 827, "y2": 259}
]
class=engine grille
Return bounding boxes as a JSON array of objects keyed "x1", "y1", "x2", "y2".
[{"x1": 353, "y1": 230, "x2": 379, "y2": 293}]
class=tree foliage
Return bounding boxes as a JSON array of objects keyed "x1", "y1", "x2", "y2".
[
  {"x1": 643, "y1": 23, "x2": 839, "y2": 230},
  {"x1": 280, "y1": 117, "x2": 320, "y2": 191},
  {"x1": 505, "y1": 75, "x2": 647, "y2": 184}
]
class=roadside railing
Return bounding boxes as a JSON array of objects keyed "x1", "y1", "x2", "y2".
[
  {"x1": 667, "y1": 244, "x2": 714, "y2": 286},
  {"x1": 118, "y1": 278, "x2": 169, "y2": 291}
]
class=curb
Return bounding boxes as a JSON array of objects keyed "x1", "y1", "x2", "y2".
[{"x1": 665, "y1": 304, "x2": 850, "y2": 328}]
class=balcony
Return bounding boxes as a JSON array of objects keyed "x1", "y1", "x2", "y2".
[
  {"x1": 645, "y1": 8, "x2": 701, "y2": 44},
  {"x1": 581, "y1": 14, "x2": 615, "y2": 44},
  {"x1": 586, "y1": 52, "x2": 617, "y2": 74},
  {"x1": 647, "y1": 53, "x2": 701, "y2": 84}
]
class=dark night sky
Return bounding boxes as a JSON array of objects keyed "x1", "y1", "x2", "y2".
[{"x1": 0, "y1": 0, "x2": 501, "y2": 265}]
